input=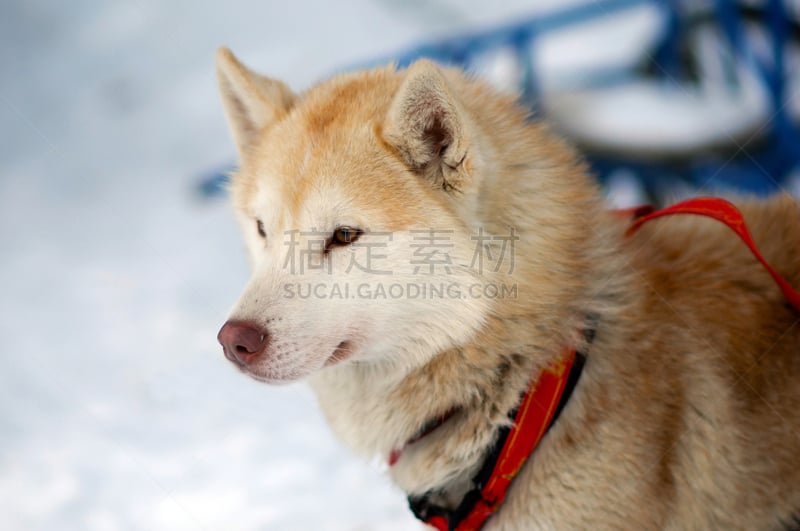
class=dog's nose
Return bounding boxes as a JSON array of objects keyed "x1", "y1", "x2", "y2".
[{"x1": 217, "y1": 320, "x2": 268, "y2": 366}]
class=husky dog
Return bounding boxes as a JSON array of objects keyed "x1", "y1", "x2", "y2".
[{"x1": 215, "y1": 48, "x2": 800, "y2": 529}]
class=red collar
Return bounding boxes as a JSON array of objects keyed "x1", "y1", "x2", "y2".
[{"x1": 401, "y1": 348, "x2": 586, "y2": 531}]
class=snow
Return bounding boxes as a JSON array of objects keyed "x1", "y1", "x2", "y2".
[
  {"x1": 0, "y1": 1, "x2": 794, "y2": 530},
  {"x1": 0, "y1": 2, "x2": 443, "y2": 528}
]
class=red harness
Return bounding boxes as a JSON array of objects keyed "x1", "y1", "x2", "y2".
[
  {"x1": 399, "y1": 197, "x2": 800, "y2": 531},
  {"x1": 626, "y1": 197, "x2": 800, "y2": 310}
]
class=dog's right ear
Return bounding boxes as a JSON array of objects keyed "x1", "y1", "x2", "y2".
[{"x1": 215, "y1": 47, "x2": 295, "y2": 156}]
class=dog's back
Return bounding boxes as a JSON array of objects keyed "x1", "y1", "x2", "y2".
[{"x1": 611, "y1": 195, "x2": 800, "y2": 528}]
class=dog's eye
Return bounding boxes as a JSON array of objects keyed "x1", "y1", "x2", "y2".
[
  {"x1": 330, "y1": 226, "x2": 363, "y2": 247},
  {"x1": 256, "y1": 219, "x2": 266, "y2": 238}
]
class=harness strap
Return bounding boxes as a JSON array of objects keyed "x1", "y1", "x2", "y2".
[{"x1": 626, "y1": 197, "x2": 800, "y2": 312}]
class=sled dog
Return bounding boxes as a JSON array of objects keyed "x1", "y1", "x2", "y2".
[{"x1": 215, "y1": 48, "x2": 800, "y2": 529}]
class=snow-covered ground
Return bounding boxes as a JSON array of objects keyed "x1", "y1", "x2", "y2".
[{"x1": 1, "y1": 1, "x2": 795, "y2": 530}]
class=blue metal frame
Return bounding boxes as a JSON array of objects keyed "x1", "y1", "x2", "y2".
[{"x1": 199, "y1": 0, "x2": 799, "y2": 200}]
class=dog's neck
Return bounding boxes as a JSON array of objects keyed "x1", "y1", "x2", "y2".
[
  {"x1": 309, "y1": 308, "x2": 597, "y2": 494},
  {"x1": 309, "y1": 211, "x2": 627, "y2": 506}
]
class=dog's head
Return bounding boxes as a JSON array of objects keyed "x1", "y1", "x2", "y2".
[{"x1": 215, "y1": 49, "x2": 498, "y2": 383}]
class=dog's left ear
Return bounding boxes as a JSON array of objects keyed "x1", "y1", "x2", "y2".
[{"x1": 383, "y1": 60, "x2": 471, "y2": 191}]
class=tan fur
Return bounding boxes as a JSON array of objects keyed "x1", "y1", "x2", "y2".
[{"x1": 216, "y1": 48, "x2": 800, "y2": 529}]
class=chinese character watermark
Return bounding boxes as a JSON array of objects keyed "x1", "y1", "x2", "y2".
[
  {"x1": 410, "y1": 229, "x2": 454, "y2": 275},
  {"x1": 470, "y1": 226, "x2": 519, "y2": 274}
]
